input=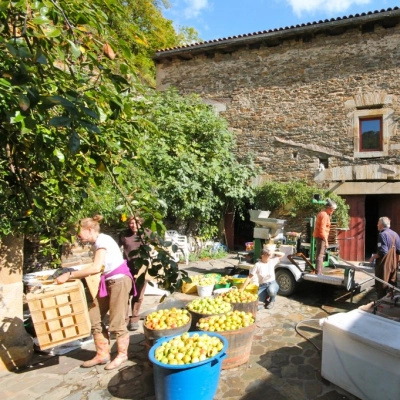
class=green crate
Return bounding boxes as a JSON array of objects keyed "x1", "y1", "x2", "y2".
[
  {"x1": 214, "y1": 283, "x2": 231, "y2": 290},
  {"x1": 205, "y1": 273, "x2": 221, "y2": 282}
]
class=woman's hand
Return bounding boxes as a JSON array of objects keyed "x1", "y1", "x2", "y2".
[
  {"x1": 56, "y1": 272, "x2": 71, "y2": 284},
  {"x1": 240, "y1": 276, "x2": 251, "y2": 291}
]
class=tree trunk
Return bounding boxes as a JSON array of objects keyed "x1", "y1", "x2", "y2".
[{"x1": 0, "y1": 234, "x2": 33, "y2": 371}]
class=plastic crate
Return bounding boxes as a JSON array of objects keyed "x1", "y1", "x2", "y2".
[
  {"x1": 181, "y1": 281, "x2": 198, "y2": 294},
  {"x1": 214, "y1": 283, "x2": 231, "y2": 290},
  {"x1": 205, "y1": 273, "x2": 221, "y2": 282},
  {"x1": 244, "y1": 284, "x2": 258, "y2": 295},
  {"x1": 26, "y1": 280, "x2": 91, "y2": 350},
  {"x1": 230, "y1": 275, "x2": 247, "y2": 288}
]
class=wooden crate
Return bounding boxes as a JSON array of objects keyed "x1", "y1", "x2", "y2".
[{"x1": 26, "y1": 280, "x2": 91, "y2": 350}]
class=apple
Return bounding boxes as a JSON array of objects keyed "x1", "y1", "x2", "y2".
[
  {"x1": 145, "y1": 307, "x2": 190, "y2": 330},
  {"x1": 153, "y1": 333, "x2": 225, "y2": 365},
  {"x1": 186, "y1": 297, "x2": 232, "y2": 315},
  {"x1": 197, "y1": 310, "x2": 255, "y2": 332}
]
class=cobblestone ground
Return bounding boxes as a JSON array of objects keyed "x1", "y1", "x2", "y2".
[{"x1": 2, "y1": 255, "x2": 377, "y2": 400}]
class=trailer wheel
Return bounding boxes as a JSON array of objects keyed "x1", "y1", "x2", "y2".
[{"x1": 276, "y1": 269, "x2": 297, "y2": 296}]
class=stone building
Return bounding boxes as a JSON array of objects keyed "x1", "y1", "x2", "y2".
[{"x1": 154, "y1": 7, "x2": 400, "y2": 260}]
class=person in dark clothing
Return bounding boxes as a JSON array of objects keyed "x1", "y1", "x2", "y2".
[
  {"x1": 369, "y1": 216, "x2": 400, "y2": 299},
  {"x1": 119, "y1": 215, "x2": 148, "y2": 331}
]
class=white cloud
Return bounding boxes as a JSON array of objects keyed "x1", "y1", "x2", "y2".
[
  {"x1": 183, "y1": 0, "x2": 209, "y2": 19},
  {"x1": 287, "y1": 0, "x2": 371, "y2": 17}
]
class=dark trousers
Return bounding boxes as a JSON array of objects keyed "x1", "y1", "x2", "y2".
[
  {"x1": 315, "y1": 238, "x2": 327, "y2": 274},
  {"x1": 128, "y1": 280, "x2": 147, "y2": 323}
]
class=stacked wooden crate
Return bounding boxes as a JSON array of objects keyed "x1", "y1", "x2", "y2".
[{"x1": 26, "y1": 280, "x2": 91, "y2": 350}]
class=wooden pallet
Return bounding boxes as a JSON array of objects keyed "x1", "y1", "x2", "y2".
[{"x1": 26, "y1": 280, "x2": 91, "y2": 350}]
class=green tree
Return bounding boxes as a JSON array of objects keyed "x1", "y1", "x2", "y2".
[
  {"x1": 0, "y1": 0, "x2": 183, "y2": 288},
  {"x1": 175, "y1": 25, "x2": 202, "y2": 45},
  {"x1": 134, "y1": 89, "x2": 259, "y2": 237},
  {"x1": 0, "y1": 0, "x2": 139, "y2": 245},
  {"x1": 253, "y1": 181, "x2": 350, "y2": 228},
  {"x1": 110, "y1": 0, "x2": 200, "y2": 85}
]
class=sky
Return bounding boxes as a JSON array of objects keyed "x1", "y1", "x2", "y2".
[{"x1": 162, "y1": 0, "x2": 400, "y2": 42}]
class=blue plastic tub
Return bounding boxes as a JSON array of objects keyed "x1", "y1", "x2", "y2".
[{"x1": 148, "y1": 332, "x2": 228, "y2": 400}]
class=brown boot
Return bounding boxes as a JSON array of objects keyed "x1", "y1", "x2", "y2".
[
  {"x1": 81, "y1": 333, "x2": 110, "y2": 368},
  {"x1": 104, "y1": 334, "x2": 130, "y2": 370}
]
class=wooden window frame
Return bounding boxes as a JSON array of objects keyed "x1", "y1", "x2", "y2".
[
  {"x1": 353, "y1": 108, "x2": 392, "y2": 159},
  {"x1": 359, "y1": 116, "x2": 383, "y2": 152}
]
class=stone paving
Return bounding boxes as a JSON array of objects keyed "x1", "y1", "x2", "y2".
[{"x1": 1, "y1": 255, "x2": 378, "y2": 400}]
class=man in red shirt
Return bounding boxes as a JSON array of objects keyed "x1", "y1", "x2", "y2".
[{"x1": 312, "y1": 199, "x2": 337, "y2": 274}]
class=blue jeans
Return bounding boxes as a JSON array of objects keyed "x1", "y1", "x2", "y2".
[{"x1": 258, "y1": 280, "x2": 279, "y2": 304}]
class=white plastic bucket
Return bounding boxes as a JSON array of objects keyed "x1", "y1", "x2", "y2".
[
  {"x1": 197, "y1": 284, "x2": 214, "y2": 297},
  {"x1": 213, "y1": 288, "x2": 231, "y2": 296}
]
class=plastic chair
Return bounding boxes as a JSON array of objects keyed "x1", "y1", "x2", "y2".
[
  {"x1": 164, "y1": 231, "x2": 189, "y2": 265},
  {"x1": 165, "y1": 230, "x2": 179, "y2": 239}
]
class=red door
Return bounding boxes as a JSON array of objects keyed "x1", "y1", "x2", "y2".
[
  {"x1": 338, "y1": 195, "x2": 365, "y2": 261},
  {"x1": 378, "y1": 195, "x2": 400, "y2": 234}
]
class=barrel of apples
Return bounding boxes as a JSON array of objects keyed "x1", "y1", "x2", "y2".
[
  {"x1": 196, "y1": 310, "x2": 256, "y2": 369},
  {"x1": 143, "y1": 308, "x2": 192, "y2": 356},
  {"x1": 215, "y1": 288, "x2": 259, "y2": 318},
  {"x1": 186, "y1": 296, "x2": 232, "y2": 330},
  {"x1": 149, "y1": 331, "x2": 228, "y2": 400}
]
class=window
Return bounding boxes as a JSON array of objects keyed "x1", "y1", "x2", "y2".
[
  {"x1": 352, "y1": 108, "x2": 392, "y2": 159},
  {"x1": 359, "y1": 117, "x2": 382, "y2": 152}
]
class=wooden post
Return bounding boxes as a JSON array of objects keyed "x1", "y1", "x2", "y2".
[{"x1": 0, "y1": 234, "x2": 33, "y2": 371}]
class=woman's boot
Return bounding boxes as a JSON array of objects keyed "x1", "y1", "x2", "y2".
[
  {"x1": 81, "y1": 333, "x2": 110, "y2": 368},
  {"x1": 104, "y1": 334, "x2": 130, "y2": 370}
]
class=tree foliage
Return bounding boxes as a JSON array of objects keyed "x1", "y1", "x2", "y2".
[
  {"x1": 134, "y1": 89, "x2": 259, "y2": 237},
  {"x1": 253, "y1": 181, "x2": 350, "y2": 228},
  {"x1": 109, "y1": 0, "x2": 201, "y2": 85},
  {"x1": 0, "y1": 0, "x2": 170, "y2": 271},
  {"x1": 0, "y1": 1, "x2": 253, "y2": 293}
]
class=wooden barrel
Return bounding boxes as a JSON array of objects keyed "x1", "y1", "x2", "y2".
[
  {"x1": 143, "y1": 316, "x2": 191, "y2": 357},
  {"x1": 230, "y1": 300, "x2": 258, "y2": 319},
  {"x1": 197, "y1": 322, "x2": 256, "y2": 369},
  {"x1": 188, "y1": 307, "x2": 232, "y2": 331}
]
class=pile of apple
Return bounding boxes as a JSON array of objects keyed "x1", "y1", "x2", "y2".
[
  {"x1": 185, "y1": 275, "x2": 203, "y2": 285},
  {"x1": 197, "y1": 276, "x2": 216, "y2": 287},
  {"x1": 206, "y1": 273, "x2": 222, "y2": 281},
  {"x1": 153, "y1": 332, "x2": 224, "y2": 365},
  {"x1": 186, "y1": 296, "x2": 232, "y2": 315},
  {"x1": 217, "y1": 289, "x2": 258, "y2": 304},
  {"x1": 144, "y1": 307, "x2": 191, "y2": 330},
  {"x1": 219, "y1": 275, "x2": 231, "y2": 285},
  {"x1": 197, "y1": 310, "x2": 255, "y2": 332}
]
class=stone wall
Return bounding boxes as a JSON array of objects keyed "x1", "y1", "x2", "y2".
[{"x1": 155, "y1": 18, "x2": 400, "y2": 188}]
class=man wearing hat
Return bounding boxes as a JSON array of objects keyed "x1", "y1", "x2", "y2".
[{"x1": 312, "y1": 199, "x2": 337, "y2": 274}]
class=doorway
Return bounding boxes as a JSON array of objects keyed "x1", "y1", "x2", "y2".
[
  {"x1": 340, "y1": 194, "x2": 400, "y2": 261},
  {"x1": 364, "y1": 195, "x2": 379, "y2": 259}
]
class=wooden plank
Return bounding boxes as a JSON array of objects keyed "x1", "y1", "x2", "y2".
[
  {"x1": 84, "y1": 274, "x2": 101, "y2": 299},
  {"x1": 26, "y1": 280, "x2": 91, "y2": 350},
  {"x1": 58, "y1": 292, "x2": 76, "y2": 339},
  {"x1": 73, "y1": 263, "x2": 101, "y2": 299}
]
